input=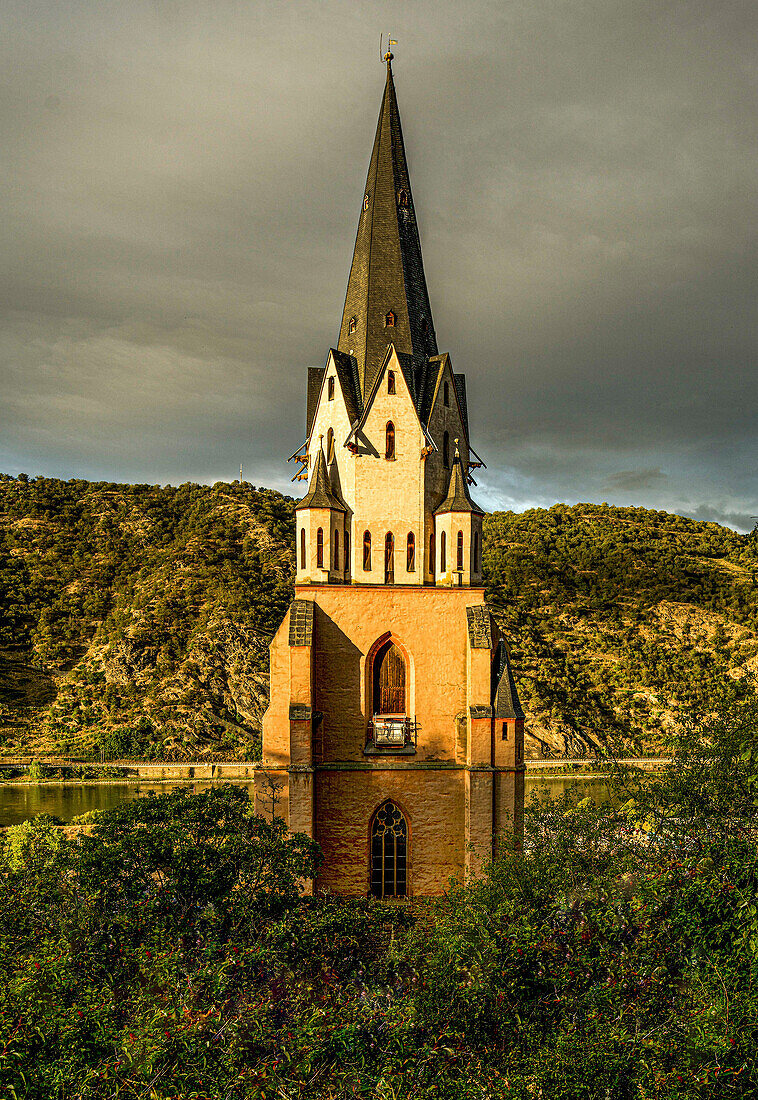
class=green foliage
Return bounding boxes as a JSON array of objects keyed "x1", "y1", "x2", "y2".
[{"x1": 2, "y1": 814, "x2": 63, "y2": 871}]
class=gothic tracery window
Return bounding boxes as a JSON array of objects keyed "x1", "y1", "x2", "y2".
[{"x1": 370, "y1": 800, "x2": 407, "y2": 898}]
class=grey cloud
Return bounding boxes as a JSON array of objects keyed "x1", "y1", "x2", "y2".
[{"x1": 1, "y1": 0, "x2": 756, "y2": 530}]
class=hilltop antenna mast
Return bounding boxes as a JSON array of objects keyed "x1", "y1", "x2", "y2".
[{"x1": 239, "y1": 463, "x2": 244, "y2": 484}]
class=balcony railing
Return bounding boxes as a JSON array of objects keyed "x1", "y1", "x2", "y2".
[{"x1": 365, "y1": 716, "x2": 417, "y2": 754}]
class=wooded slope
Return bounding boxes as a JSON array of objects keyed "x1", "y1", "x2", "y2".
[{"x1": 1, "y1": 474, "x2": 755, "y2": 757}]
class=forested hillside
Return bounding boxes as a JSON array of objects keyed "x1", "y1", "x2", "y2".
[{"x1": 1, "y1": 474, "x2": 756, "y2": 757}]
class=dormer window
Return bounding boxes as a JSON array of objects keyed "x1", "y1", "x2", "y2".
[
  {"x1": 328, "y1": 376, "x2": 335, "y2": 400},
  {"x1": 348, "y1": 316, "x2": 357, "y2": 335},
  {"x1": 363, "y1": 193, "x2": 370, "y2": 211},
  {"x1": 388, "y1": 370, "x2": 396, "y2": 394},
  {"x1": 397, "y1": 189, "x2": 409, "y2": 207},
  {"x1": 385, "y1": 311, "x2": 396, "y2": 328}
]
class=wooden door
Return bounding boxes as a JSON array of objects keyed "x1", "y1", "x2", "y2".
[{"x1": 376, "y1": 643, "x2": 405, "y2": 714}]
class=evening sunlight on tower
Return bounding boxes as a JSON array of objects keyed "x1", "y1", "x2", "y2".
[{"x1": 256, "y1": 53, "x2": 525, "y2": 897}]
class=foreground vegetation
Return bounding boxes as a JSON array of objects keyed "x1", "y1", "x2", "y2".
[
  {"x1": 2, "y1": 689, "x2": 757, "y2": 1098},
  {"x1": 2, "y1": 473, "x2": 757, "y2": 758}
]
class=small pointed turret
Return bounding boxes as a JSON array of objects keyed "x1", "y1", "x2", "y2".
[
  {"x1": 337, "y1": 58, "x2": 438, "y2": 404},
  {"x1": 436, "y1": 442, "x2": 484, "y2": 517},
  {"x1": 295, "y1": 445, "x2": 345, "y2": 513}
]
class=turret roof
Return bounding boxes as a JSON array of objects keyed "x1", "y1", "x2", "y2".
[
  {"x1": 435, "y1": 447, "x2": 484, "y2": 516},
  {"x1": 295, "y1": 446, "x2": 345, "y2": 512}
]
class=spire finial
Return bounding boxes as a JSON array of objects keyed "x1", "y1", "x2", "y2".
[{"x1": 382, "y1": 33, "x2": 397, "y2": 65}]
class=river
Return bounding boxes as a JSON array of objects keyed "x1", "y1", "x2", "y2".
[{"x1": 0, "y1": 774, "x2": 618, "y2": 827}]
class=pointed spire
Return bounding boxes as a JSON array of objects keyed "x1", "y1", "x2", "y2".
[
  {"x1": 295, "y1": 442, "x2": 345, "y2": 512},
  {"x1": 337, "y1": 60, "x2": 438, "y2": 403},
  {"x1": 436, "y1": 441, "x2": 484, "y2": 516}
]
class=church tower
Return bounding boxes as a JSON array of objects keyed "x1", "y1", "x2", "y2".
[{"x1": 257, "y1": 54, "x2": 525, "y2": 896}]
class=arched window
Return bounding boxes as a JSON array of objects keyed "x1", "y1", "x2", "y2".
[
  {"x1": 385, "y1": 310, "x2": 396, "y2": 328},
  {"x1": 328, "y1": 376, "x2": 335, "y2": 400},
  {"x1": 300, "y1": 527, "x2": 306, "y2": 570},
  {"x1": 397, "y1": 189, "x2": 409, "y2": 207},
  {"x1": 440, "y1": 531, "x2": 447, "y2": 573},
  {"x1": 443, "y1": 431, "x2": 450, "y2": 469},
  {"x1": 406, "y1": 532, "x2": 415, "y2": 572},
  {"x1": 349, "y1": 316, "x2": 357, "y2": 334},
  {"x1": 344, "y1": 527, "x2": 350, "y2": 573},
  {"x1": 443, "y1": 380, "x2": 450, "y2": 407},
  {"x1": 473, "y1": 531, "x2": 480, "y2": 574},
  {"x1": 373, "y1": 640, "x2": 406, "y2": 715},
  {"x1": 371, "y1": 800, "x2": 407, "y2": 898},
  {"x1": 429, "y1": 532, "x2": 435, "y2": 579},
  {"x1": 363, "y1": 530, "x2": 371, "y2": 572},
  {"x1": 384, "y1": 532, "x2": 394, "y2": 584},
  {"x1": 457, "y1": 530, "x2": 464, "y2": 572},
  {"x1": 388, "y1": 370, "x2": 396, "y2": 394},
  {"x1": 333, "y1": 529, "x2": 340, "y2": 571},
  {"x1": 327, "y1": 428, "x2": 335, "y2": 465},
  {"x1": 385, "y1": 421, "x2": 395, "y2": 461},
  {"x1": 317, "y1": 527, "x2": 324, "y2": 568}
]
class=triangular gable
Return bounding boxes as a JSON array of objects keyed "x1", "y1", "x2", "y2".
[
  {"x1": 306, "y1": 349, "x2": 361, "y2": 442},
  {"x1": 346, "y1": 344, "x2": 424, "y2": 442},
  {"x1": 422, "y1": 353, "x2": 470, "y2": 447}
]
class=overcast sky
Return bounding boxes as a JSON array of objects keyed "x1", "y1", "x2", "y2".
[{"x1": 1, "y1": 0, "x2": 756, "y2": 529}]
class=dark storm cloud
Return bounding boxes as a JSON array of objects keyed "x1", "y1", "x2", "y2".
[{"x1": 1, "y1": 0, "x2": 756, "y2": 528}]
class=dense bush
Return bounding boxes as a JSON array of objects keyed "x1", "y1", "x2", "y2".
[{"x1": 1, "y1": 697, "x2": 757, "y2": 1099}]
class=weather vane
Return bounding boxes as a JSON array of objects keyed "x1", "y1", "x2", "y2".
[{"x1": 380, "y1": 33, "x2": 398, "y2": 63}]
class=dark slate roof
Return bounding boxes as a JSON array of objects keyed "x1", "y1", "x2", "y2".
[
  {"x1": 454, "y1": 374, "x2": 469, "y2": 440},
  {"x1": 336, "y1": 60, "x2": 438, "y2": 405},
  {"x1": 306, "y1": 366, "x2": 325, "y2": 438},
  {"x1": 288, "y1": 600, "x2": 314, "y2": 647},
  {"x1": 436, "y1": 452, "x2": 484, "y2": 516},
  {"x1": 467, "y1": 605, "x2": 494, "y2": 649},
  {"x1": 295, "y1": 448, "x2": 345, "y2": 512},
  {"x1": 331, "y1": 350, "x2": 362, "y2": 425},
  {"x1": 492, "y1": 641, "x2": 525, "y2": 720}
]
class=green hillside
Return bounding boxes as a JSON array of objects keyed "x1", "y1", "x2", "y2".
[{"x1": 1, "y1": 474, "x2": 756, "y2": 758}]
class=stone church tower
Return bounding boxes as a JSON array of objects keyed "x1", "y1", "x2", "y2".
[{"x1": 256, "y1": 55, "x2": 525, "y2": 896}]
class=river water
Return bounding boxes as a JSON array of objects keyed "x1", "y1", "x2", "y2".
[{"x1": 0, "y1": 775, "x2": 616, "y2": 827}]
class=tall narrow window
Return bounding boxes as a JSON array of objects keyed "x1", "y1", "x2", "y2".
[
  {"x1": 440, "y1": 531, "x2": 447, "y2": 573},
  {"x1": 397, "y1": 189, "x2": 409, "y2": 207},
  {"x1": 457, "y1": 530, "x2": 464, "y2": 572},
  {"x1": 371, "y1": 800, "x2": 407, "y2": 899},
  {"x1": 373, "y1": 641, "x2": 406, "y2": 715},
  {"x1": 349, "y1": 316, "x2": 357, "y2": 334},
  {"x1": 363, "y1": 193, "x2": 370, "y2": 211},
  {"x1": 344, "y1": 527, "x2": 350, "y2": 574},
  {"x1": 328, "y1": 376, "x2": 335, "y2": 400},
  {"x1": 444, "y1": 380, "x2": 450, "y2": 407},
  {"x1": 385, "y1": 310, "x2": 396, "y2": 328},
  {"x1": 317, "y1": 527, "x2": 324, "y2": 568},
  {"x1": 363, "y1": 530, "x2": 371, "y2": 572},
  {"x1": 406, "y1": 532, "x2": 415, "y2": 572},
  {"x1": 384, "y1": 532, "x2": 395, "y2": 584},
  {"x1": 300, "y1": 527, "x2": 306, "y2": 570},
  {"x1": 443, "y1": 431, "x2": 450, "y2": 469},
  {"x1": 333, "y1": 529, "x2": 340, "y2": 571},
  {"x1": 388, "y1": 370, "x2": 396, "y2": 394},
  {"x1": 473, "y1": 531, "x2": 480, "y2": 574},
  {"x1": 327, "y1": 428, "x2": 335, "y2": 465},
  {"x1": 430, "y1": 533, "x2": 435, "y2": 579},
  {"x1": 385, "y1": 422, "x2": 395, "y2": 460}
]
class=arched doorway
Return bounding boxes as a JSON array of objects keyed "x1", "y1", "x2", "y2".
[
  {"x1": 370, "y1": 800, "x2": 408, "y2": 898},
  {"x1": 373, "y1": 639, "x2": 405, "y2": 715}
]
